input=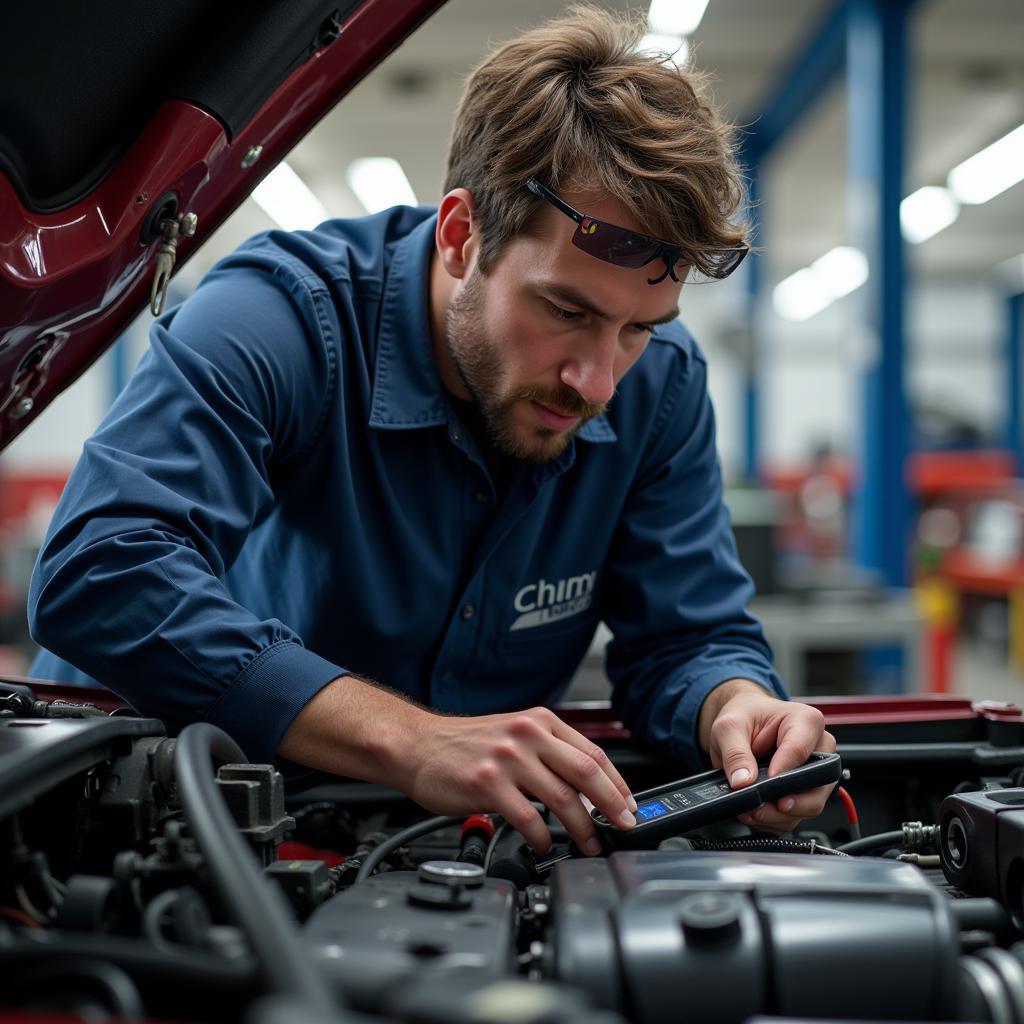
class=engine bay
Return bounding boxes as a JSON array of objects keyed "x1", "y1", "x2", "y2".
[{"x1": 4, "y1": 681, "x2": 1024, "y2": 1024}]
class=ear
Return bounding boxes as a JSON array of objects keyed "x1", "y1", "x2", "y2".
[{"x1": 435, "y1": 188, "x2": 479, "y2": 280}]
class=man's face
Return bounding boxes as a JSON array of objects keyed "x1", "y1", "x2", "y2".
[{"x1": 444, "y1": 192, "x2": 684, "y2": 462}]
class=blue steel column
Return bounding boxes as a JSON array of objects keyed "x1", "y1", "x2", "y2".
[
  {"x1": 1008, "y1": 292, "x2": 1024, "y2": 470},
  {"x1": 846, "y1": 0, "x2": 912, "y2": 586},
  {"x1": 742, "y1": 163, "x2": 762, "y2": 482}
]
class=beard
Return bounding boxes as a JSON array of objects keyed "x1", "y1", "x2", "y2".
[{"x1": 443, "y1": 270, "x2": 606, "y2": 462}]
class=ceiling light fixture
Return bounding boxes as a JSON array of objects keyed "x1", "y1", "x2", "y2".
[
  {"x1": 251, "y1": 162, "x2": 328, "y2": 232},
  {"x1": 648, "y1": 0, "x2": 709, "y2": 36},
  {"x1": 773, "y1": 268, "x2": 832, "y2": 322},
  {"x1": 773, "y1": 246, "x2": 869, "y2": 322},
  {"x1": 346, "y1": 157, "x2": 418, "y2": 215},
  {"x1": 900, "y1": 186, "x2": 960, "y2": 245},
  {"x1": 811, "y1": 246, "x2": 870, "y2": 298},
  {"x1": 636, "y1": 32, "x2": 689, "y2": 66},
  {"x1": 947, "y1": 123, "x2": 1024, "y2": 205}
]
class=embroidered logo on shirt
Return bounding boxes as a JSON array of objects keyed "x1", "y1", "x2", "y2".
[{"x1": 510, "y1": 571, "x2": 597, "y2": 631}]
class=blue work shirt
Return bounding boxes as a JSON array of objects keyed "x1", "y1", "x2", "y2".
[{"x1": 28, "y1": 206, "x2": 786, "y2": 769}]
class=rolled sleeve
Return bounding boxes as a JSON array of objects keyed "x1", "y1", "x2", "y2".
[{"x1": 205, "y1": 642, "x2": 348, "y2": 764}]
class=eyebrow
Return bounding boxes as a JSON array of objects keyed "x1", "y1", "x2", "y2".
[{"x1": 544, "y1": 283, "x2": 679, "y2": 327}]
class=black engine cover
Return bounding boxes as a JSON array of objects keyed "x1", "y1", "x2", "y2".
[{"x1": 548, "y1": 851, "x2": 960, "y2": 1024}]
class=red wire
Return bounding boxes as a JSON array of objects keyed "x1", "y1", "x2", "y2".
[
  {"x1": 836, "y1": 785, "x2": 859, "y2": 825},
  {"x1": 0, "y1": 905, "x2": 40, "y2": 928}
]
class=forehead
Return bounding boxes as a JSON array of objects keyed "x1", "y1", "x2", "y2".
[{"x1": 498, "y1": 190, "x2": 683, "y2": 314}]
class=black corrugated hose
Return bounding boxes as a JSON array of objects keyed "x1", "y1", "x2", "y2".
[{"x1": 688, "y1": 836, "x2": 849, "y2": 856}]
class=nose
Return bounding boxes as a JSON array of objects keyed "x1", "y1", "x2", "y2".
[{"x1": 559, "y1": 330, "x2": 617, "y2": 408}]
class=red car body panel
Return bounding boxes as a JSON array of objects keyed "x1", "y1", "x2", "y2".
[
  {"x1": 10, "y1": 678, "x2": 1022, "y2": 739},
  {"x1": 0, "y1": 0, "x2": 446, "y2": 450}
]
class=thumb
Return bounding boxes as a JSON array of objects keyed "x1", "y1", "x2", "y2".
[{"x1": 712, "y1": 717, "x2": 758, "y2": 789}]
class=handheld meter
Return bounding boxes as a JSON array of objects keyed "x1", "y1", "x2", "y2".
[{"x1": 593, "y1": 751, "x2": 842, "y2": 849}]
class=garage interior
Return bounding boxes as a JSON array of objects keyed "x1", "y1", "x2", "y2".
[{"x1": 2, "y1": 0, "x2": 1022, "y2": 702}]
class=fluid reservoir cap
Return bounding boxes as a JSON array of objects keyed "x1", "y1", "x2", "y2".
[
  {"x1": 678, "y1": 892, "x2": 743, "y2": 942},
  {"x1": 418, "y1": 860, "x2": 486, "y2": 887},
  {"x1": 407, "y1": 882, "x2": 472, "y2": 910}
]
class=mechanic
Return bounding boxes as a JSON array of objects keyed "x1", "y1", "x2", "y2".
[{"x1": 27, "y1": 6, "x2": 835, "y2": 857}]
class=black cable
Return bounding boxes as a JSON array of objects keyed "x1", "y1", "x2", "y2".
[
  {"x1": 484, "y1": 821, "x2": 512, "y2": 875},
  {"x1": 172, "y1": 723, "x2": 335, "y2": 1013},
  {"x1": 354, "y1": 815, "x2": 462, "y2": 883},
  {"x1": 836, "y1": 829, "x2": 906, "y2": 855}
]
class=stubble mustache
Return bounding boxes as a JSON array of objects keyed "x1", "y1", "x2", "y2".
[{"x1": 508, "y1": 384, "x2": 606, "y2": 421}]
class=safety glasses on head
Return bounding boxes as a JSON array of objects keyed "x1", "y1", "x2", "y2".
[{"x1": 525, "y1": 177, "x2": 749, "y2": 285}]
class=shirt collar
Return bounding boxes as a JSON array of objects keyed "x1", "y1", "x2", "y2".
[{"x1": 368, "y1": 210, "x2": 616, "y2": 445}]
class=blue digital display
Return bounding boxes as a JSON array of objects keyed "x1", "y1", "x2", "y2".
[{"x1": 637, "y1": 801, "x2": 670, "y2": 820}]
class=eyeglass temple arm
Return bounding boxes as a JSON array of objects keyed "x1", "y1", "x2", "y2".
[{"x1": 525, "y1": 177, "x2": 586, "y2": 225}]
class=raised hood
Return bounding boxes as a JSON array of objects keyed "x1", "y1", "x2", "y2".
[{"x1": 0, "y1": 0, "x2": 446, "y2": 450}]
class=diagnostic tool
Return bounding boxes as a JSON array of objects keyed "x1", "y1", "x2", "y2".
[{"x1": 593, "y1": 751, "x2": 842, "y2": 849}]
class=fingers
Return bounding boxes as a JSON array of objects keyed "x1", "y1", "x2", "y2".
[
  {"x1": 708, "y1": 711, "x2": 759, "y2": 790},
  {"x1": 509, "y1": 759, "x2": 603, "y2": 855},
  {"x1": 546, "y1": 711, "x2": 637, "y2": 812},
  {"x1": 489, "y1": 784, "x2": 553, "y2": 854},
  {"x1": 739, "y1": 771, "x2": 836, "y2": 833},
  {"x1": 504, "y1": 712, "x2": 635, "y2": 854},
  {"x1": 752, "y1": 723, "x2": 835, "y2": 830},
  {"x1": 767, "y1": 707, "x2": 831, "y2": 777}
]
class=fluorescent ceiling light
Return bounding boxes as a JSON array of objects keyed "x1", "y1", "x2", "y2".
[
  {"x1": 900, "y1": 186, "x2": 960, "y2": 244},
  {"x1": 947, "y1": 123, "x2": 1024, "y2": 205},
  {"x1": 773, "y1": 268, "x2": 832, "y2": 322},
  {"x1": 636, "y1": 32, "x2": 689, "y2": 66},
  {"x1": 251, "y1": 162, "x2": 327, "y2": 232},
  {"x1": 773, "y1": 246, "x2": 868, "y2": 321},
  {"x1": 812, "y1": 246, "x2": 869, "y2": 299},
  {"x1": 648, "y1": 0, "x2": 709, "y2": 35},
  {"x1": 346, "y1": 157, "x2": 418, "y2": 214}
]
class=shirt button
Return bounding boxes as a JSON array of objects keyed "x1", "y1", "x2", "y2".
[
  {"x1": 451, "y1": 430, "x2": 463, "y2": 444},
  {"x1": 473, "y1": 489, "x2": 489, "y2": 503},
  {"x1": 460, "y1": 603, "x2": 475, "y2": 621}
]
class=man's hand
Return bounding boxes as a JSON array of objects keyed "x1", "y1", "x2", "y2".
[
  {"x1": 698, "y1": 679, "x2": 836, "y2": 833},
  {"x1": 278, "y1": 677, "x2": 637, "y2": 857},
  {"x1": 398, "y1": 706, "x2": 638, "y2": 856}
]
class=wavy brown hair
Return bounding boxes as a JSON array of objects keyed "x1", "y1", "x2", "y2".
[{"x1": 443, "y1": 4, "x2": 749, "y2": 276}]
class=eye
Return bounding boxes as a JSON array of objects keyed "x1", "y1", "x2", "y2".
[{"x1": 547, "y1": 302, "x2": 584, "y2": 323}]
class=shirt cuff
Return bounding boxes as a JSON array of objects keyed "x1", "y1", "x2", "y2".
[
  {"x1": 670, "y1": 666, "x2": 784, "y2": 769},
  {"x1": 204, "y1": 641, "x2": 347, "y2": 764}
]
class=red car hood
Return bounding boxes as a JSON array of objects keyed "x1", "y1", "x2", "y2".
[{"x1": 0, "y1": 0, "x2": 445, "y2": 451}]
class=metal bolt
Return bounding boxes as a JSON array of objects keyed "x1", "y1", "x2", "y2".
[
  {"x1": 179, "y1": 212, "x2": 198, "y2": 237},
  {"x1": 12, "y1": 397, "x2": 34, "y2": 418},
  {"x1": 241, "y1": 145, "x2": 263, "y2": 169}
]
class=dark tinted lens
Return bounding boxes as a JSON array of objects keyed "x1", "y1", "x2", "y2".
[
  {"x1": 572, "y1": 218, "x2": 660, "y2": 268},
  {"x1": 685, "y1": 246, "x2": 750, "y2": 284}
]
